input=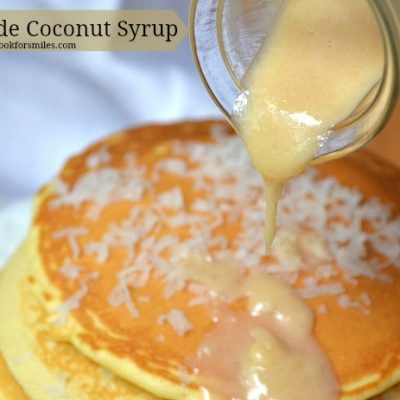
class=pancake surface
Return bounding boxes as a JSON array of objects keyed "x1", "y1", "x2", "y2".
[
  {"x1": 0, "y1": 239, "x2": 159, "y2": 400},
  {"x1": 0, "y1": 352, "x2": 27, "y2": 400},
  {"x1": 24, "y1": 121, "x2": 400, "y2": 399}
]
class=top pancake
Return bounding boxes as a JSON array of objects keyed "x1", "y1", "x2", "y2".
[{"x1": 29, "y1": 120, "x2": 400, "y2": 399}]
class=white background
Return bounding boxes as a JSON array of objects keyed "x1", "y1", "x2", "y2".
[{"x1": 0, "y1": 0, "x2": 221, "y2": 209}]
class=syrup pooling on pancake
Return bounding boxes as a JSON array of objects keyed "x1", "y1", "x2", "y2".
[
  {"x1": 33, "y1": 122, "x2": 400, "y2": 399},
  {"x1": 182, "y1": 255, "x2": 338, "y2": 399}
]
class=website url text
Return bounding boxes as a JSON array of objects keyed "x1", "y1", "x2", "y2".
[{"x1": 0, "y1": 40, "x2": 76, "y2": 50}]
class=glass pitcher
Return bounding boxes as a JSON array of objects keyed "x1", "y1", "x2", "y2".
[{"x1": 190, "y1": 0, "x2": 400, "y2": 163}]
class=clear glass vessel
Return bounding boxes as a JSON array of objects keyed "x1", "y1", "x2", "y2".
[{"x1": 190, "y1": 0, "x2": 400, "y2": 162}]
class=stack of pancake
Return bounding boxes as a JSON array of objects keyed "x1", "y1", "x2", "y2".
[{"x1": 0, "y1": 120, "x2": 399, "y2": 399}]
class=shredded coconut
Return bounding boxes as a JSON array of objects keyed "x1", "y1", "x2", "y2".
[
  {"x1": 153, "y1": 158, "x2": 187, "y2": 180},
  {"x1": 51, "y1": 163, "x2": 148, "y2": 219},
  {"x1": 59, "y1": 260, "x2": 82, "y2": 281},
  {"x1": 158, "y1": 187, "x2": 185, "y2": 209},
  {"x1": 298, "y1": 283, "x2": 345, "y2": 299},
  {"x1": 50, "y1": 129, "x2": 400, "y2": 318},
  {"x1": 108, "y1": 282, "x2": 139, "y2": 319},
  {"x1": 157, "y1": 309, "x2": 192, "y2": 336},
  {"x1": 86, "y1": 147, "x2": 111, "y2": 169},
  {"x1": 53, "y1": 227, "x2": 88, "y2": 259},
  {"x1": 54, "y1": 272, "x2": 100, "y2": 326}
]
